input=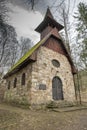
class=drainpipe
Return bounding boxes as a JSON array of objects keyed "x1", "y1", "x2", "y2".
[
  {"x1": 77, "y1": 70, "x2": 82, "y2": 105},
  {"x1": 73, "y1": 74, "x2": 77, "y2": 101}
]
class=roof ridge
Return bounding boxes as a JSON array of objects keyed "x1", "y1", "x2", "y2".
[
  {"x1": 4, "y1": 28, "x2": 76, "y2": 78},
  {"x1": 5, "y1": 32, "x2": 51, "y2": 76}
]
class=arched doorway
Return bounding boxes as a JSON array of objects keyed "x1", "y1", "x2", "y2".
[{"x1": 52, "y1": 76, "x2": 64, "y2": 100}]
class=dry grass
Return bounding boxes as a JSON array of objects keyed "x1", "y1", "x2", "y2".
[
  {"x1": 0, "y1": 109, "x2": 20, "y2": 130},
  {"x1": 0, "y1": 103, "x2": 87, "y2": 130}
]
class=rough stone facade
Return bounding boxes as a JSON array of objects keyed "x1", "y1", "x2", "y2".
[
  {"x1": 4, "y1": 64, "x2": 32, "y2": 104},
  {"x1": 4, "y1": 46, "x2": 75, "y2": 105},
  {"x1": 31, "y1": 46, "x2": 75, "y2": 104}
]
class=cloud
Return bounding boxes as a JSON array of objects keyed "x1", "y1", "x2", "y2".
[
  {"x1": 7, "y1": 0, "x2": 87, "y2": 44},
  {"x1": 7, "y1": 0, "x2": 59, "y2": 14},
  {"x1": 7, "y1": 3, "x2": 43, "y2": 43}
]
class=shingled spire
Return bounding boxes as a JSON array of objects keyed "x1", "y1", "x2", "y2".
[
  {"x1": 35, "y1": 8, "x2": 64, "y2": 40},
  {"x1": 44, "y1": 7, "x2": 54, "y2": 19}
]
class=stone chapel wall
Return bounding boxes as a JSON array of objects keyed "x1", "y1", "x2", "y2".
[
  {"x1": 4, "y1": 46, "x2": 76, "y2": 105},
  {"x1": 31, "y1": 46, "x2": 75, "y2": 104},
  {"x1": 4, "y1": 64, "x2": 32, "y2": 104}
]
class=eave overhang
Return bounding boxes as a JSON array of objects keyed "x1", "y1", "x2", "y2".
[{"x1": 35, "y1": 16, "x2": 64, "y2": 33}]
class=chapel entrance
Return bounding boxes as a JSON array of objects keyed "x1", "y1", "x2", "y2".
[{"x1": 52, "y1": 76, "x2": 64, "y2": 100}]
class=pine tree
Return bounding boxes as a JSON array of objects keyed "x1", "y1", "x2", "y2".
[{"x1": 75, "y1": 2, "x2": 87, "y2": 69}]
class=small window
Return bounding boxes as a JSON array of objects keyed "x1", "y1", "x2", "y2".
[
  {"x1": 52, "y1": 59, "x2": 60, "y2": 68},
  {"x1": 21, "y1": 73, "x2": 25, "y2": 85},
  {"x1": 14, "y1": 78, "x2": 17, "y2": 88},
  {"x1": 8, "y1": 81, "x2": 10, "y2": 90}
]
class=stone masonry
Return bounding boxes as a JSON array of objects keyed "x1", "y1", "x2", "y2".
[
  {"x1": 4, "y1": 46, "x2": 75, "y2": 105},
  {"x1": 4, "y1": 64, "x2": 32, "y2": 104},
  {"x1": 31, "y1": 46, "x2": 75, "y2": 104}
]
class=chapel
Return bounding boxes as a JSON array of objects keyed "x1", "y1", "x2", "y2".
[{"x1": 4, "y1": 8, "x2": 76, "y2": 105}]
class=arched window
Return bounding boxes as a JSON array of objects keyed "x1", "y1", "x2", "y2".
[
  {"x1": 14, "y1": 78, "x2": 17, "y2": 88},
  {"x1": 21, "y1": 73, "x2": 26, "y2": 85},
  {"x1": 8, "y1": 81, "x2": 10, "y2": 90}
]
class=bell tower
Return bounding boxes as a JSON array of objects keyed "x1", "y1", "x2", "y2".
[{"x1": 35, "y1": 8, "x2": 64, "y2": 40}]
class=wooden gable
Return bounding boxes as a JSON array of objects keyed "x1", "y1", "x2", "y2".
[
  {"x1": 42, "y1": 34, "x2": 77, "y2": 74},
  {"x1": 43, "y1": 36, "x2": 66, "y2": 56}
]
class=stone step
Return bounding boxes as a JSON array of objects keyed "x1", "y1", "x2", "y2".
[{"x1": 52, "y1": 106, "x2": 87, "y2": 112}]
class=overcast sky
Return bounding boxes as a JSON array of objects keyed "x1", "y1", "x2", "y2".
[{"x1": 7, "y1": 0, "x2": 87, "y2": 43}]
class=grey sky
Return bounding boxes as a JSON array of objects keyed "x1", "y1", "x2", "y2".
[
  {"x1": 7, "y1": 0, "x2": 87, "y2": 43},
  {"x1": 7, "y1": 2, "x2": 43, "y2": 43}
]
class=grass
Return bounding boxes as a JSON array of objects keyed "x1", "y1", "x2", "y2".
[
  {"x1": 0, "y1": 109, "x2": 20, "y2": 130},
  {"x1": 0, "y1": 103, "x2": 87, "y2": 130}
]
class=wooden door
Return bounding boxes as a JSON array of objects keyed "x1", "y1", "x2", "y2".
[{"x1": 52, "y1": 76, "x2": 64, "y2": 100}]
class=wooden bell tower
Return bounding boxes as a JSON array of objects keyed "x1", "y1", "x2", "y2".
[{"x1": 35, "y1": 8, "x2": 64, "y2": 40}]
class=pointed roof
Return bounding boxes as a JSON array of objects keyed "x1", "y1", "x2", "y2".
[
  {"x1": 35, "y1": 8, "x2": 64, "y2": 33},
  {"x1": 44, "y1": 7, "x2": 54, "y2": 19},
  {"x1": 4, "y1": 28, "x2": 77, "y2": 78}
]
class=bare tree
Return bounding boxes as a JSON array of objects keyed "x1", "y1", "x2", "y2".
[
  {"x1": 19, "y1": 37, "x2": 33, "y2": 57},
  {"x1": 0, "y1": 21, "x2": 7, "y2": 62},
  {"x1": 0, "y1": 25, "x2": 18, "y2": 67},
  {"x1": 50, "y1": 0, "x2": 76, "y2": 55},
  {"x1": 31, "y1": 0, "x2": 34, "y2": 9},
  {"x1": 0, "y1": 0, "x2": 8, "y2": 63},
  {"x1": 24, "y1": 0, "x2": 35, "y2": 9}
]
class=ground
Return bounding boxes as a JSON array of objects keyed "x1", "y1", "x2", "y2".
[{"x1": 0, "y1": 103, "x2": 87, "y2": 130}]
